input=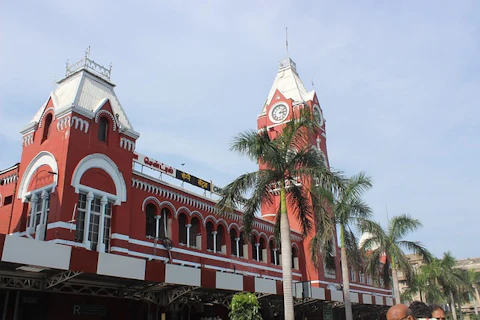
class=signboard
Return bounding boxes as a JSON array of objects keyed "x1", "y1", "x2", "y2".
[
  {"x1": 176, "y1": 169, "x2": 211, "y2": 191},
  {"x1": 133, "y1": 152, "x2": 176, "y2": 178},
  {"x1": 323, "y1": 304, "x2": 333, "y2": 320},
  {"x1": 133, "y1": 152, "x2": 225, "y2": 195},
  {"x1": 73, "y1": 305, "x2": 107, "y2": 316}
]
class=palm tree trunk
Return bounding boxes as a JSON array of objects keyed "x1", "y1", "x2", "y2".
[
  {"x1": 391, "y1": 262, "x2": 401, "y2": 304},
  {"x1": 474, "y1": 287, "x2": 480, "y2": 315},
  {"x1": 340, "y1": 224, "x2": 353, "y2": 320},
  {"x1": 450, "y1": 292, "x2": 458, "y2": 320},
  {"x1": 280, "y1": 185, "x2": 294, "y2": 320}
]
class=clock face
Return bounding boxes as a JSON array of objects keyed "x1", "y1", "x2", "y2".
[
  {"x1": 313, "y1": 105, "x2": 323, "y2": 126},
  {"x1": 270, "y1": 104, "x2": 288, "y2": 122}
]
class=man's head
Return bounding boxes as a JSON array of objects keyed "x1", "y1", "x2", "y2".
[
  {"x1": 430, "y1": 305, "x2": 445, "y2": 320},
  {"x1": 409, "y1": 301, "x2": 432, "y2": 319},
  {"x1": 387, "y1": 304, "x2": 415, "y2": 320}
]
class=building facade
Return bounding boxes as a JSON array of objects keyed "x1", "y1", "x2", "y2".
[{"x1": 0, "y1": 53, "x2": 393, "y2": 319}]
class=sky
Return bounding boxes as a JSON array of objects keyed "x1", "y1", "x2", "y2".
[{"x1": 1, "y1": 1, "x2": 479, "y2": 259}]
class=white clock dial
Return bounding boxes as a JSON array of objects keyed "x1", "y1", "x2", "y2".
[
  {"x1": 313, "y1": 105, "x2": 323, "y2": 126},
  {"x1": 270, "y1": 104, "x2": 288, "y2": 122}
]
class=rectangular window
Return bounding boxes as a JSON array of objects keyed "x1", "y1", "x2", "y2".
[
  {"x1": 75, "y1": 193, "x2": 87, "y2": 241},
  {"x1": 103, "y1": 201, "x2": 112, "y2": 252},
  {"x1": 88, "y1": 197, "x2": 102, "y2": 251},
  {"x1": 359, "y1": 273, "x2": 365, "y2": 283},
  {"x1": 350, "y1": 270, "x2": 356, "y2": 282}
]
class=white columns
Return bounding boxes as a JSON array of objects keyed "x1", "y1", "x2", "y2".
[
  {"x1": 35, "y1": 190, "x2": 49, "y2": 241},
  {"x1": 186, "y1": 224, "x2": 191, "y2": 247},
  {"x1": 255, "y1": 243, "x2": 260, "y2": 261},
  {"x1": 97, "y1": 196, "x2": 108, "y2": 252},
  {"x1": 155, "y1": 215, "x2": 161, "y2": 238},
  {"x1": 83, "y1": 192, "x2": 94, "y2": 248},
  {"x1": 235, "y1": 238, "x2": 240, "y2": 257},
  {"x1": 28, "y1": 194, "x2": 38, "y2": 230},
  {"x1": 273, "y1": 248, "x2": 278, "y2": 265},
  {"x1": 212, "y1": 231, "x2": 217, "y2": 253}
]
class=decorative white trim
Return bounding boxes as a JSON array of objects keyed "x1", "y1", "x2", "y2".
[
  {"x1": 95, "y1": 109, "x2": 117, "y2": 131},
  {"x1": 203, "y1": 215, "x2": 229, "y2": 233},
  {"x1": 71, "y1": 116, "x2": 89, "y2": 133},
  {"x1": 292, "y1": 242, "x2": 300, "y2": 252},
  {"x1": 109, "y1": 234, "x2": 302, "y2": 278},
  {"x1": 56, "y1": 115, "x2": 71, "y2": 131},
  {"x1": 17, "y1": 151, "x2": 58, "y2": 201},
  {"x1": 71, "y1": 154, "x2": 126, "y2": 205},
  {"x1": 141, "y1": 196, "x2": 162, "y2": 211},
  {"x1": 38, "y1": 107, "x2": 56, "y2": 127},
  {"x1": 228, "y1": 222, "x2": 241, "y2": 233},
  {"x1": 120, "y1": 137, "x2": 135, "y2": 151},
  {"x1": 22, "y1": 133, "x2": 34, "y2": 146},
  {"x1": 311, "y1": 280, "x2": 393, "y2": 294}
]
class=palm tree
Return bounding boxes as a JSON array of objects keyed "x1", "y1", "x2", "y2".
[
  {"x1": 360, "y1": 215, "x2": 430, "y2": 304},
  {"x1": 311, "y1": 173, "x2": 373, "y2": 320},
  {"x1": 216, "y1": 108, "x2": 343, "y2": 320}
]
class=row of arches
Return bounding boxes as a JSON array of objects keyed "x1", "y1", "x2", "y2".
[{"x1": 143, "y1": 203, "x2": 300, "y2": 269}]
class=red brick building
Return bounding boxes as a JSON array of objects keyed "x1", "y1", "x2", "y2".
[{"x1": 0, "y1": 53, "x2": 393, "y2": 319}]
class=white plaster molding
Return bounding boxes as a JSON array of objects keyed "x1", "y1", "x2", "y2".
[
  {"x1": 17, "y1": 151, "x2": 58, "y2": 201},
  {"x1": 56, "y1": 115, "x2": 71, "y2": 131},
  {"x1": 38, "y1": 107, "x2": 56, "y2": 127},
  {"x1": 141, "y1": 196, "x2": 162, "y2": 211},
  {"x1": 71, "y1": 153, "x2": 126, "y2": 205},
  {"x1": 71, "y1": 116, "x2": 89, "y2": 133},
  {"x1": 22, "y1": 133, "x2": 34, "y2": 146},
  {"x1": 120, "y1": 137, "x2": 135, "y2": 151},
  {"x1": 228, "y1": 222, "x2": 241, "y2": 233},
  {"x1": 94, "y1": 109, "x2": 117, "y2": 131}
]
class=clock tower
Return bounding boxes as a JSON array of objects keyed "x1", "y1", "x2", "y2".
[{"x1": 258, "y1": 57, "x2": 338, "y2": 282}]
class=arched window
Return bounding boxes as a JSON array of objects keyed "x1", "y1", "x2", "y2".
[
  {"x1": 158, "y1": 208, "x2": 170, "y2": 239},
  {"x1": 178, "y1": 213, "x2": 187, "y2": 245},
  {"x1": 190, "y1": 217, "x2": 200, "y2": 249},
  {"x1": 41, "y1": 113, "x2": 53, "y2": 143},
  {"x1": 98, "y1": 117, "x2": 108, "y2": 142},
  {"x1": 259, "y1": 238, "x2": 266, "y2": 262},
  {"x1": 216, "y1": 224, "x2": 226, "y2": 254},
  {"x1": 239, "y1": 231, "x2": 245, "y2": 258},
  {"x1": 292, "y1": 246, "x2": 299, "y2": 270},
  {"x1": 269, "y1": 240, "x2": 279, "y2": 265},
  {"x1": 145, "y1": 203, "x2": 156, "y2": 237},
  {"x1": 206, "y1": 222, "x2": 214, "y2": 251},
  {"x1": 230, "y1": 229, "x2": 238, "y2": 257},
  {"x1": 251, "y1": 235, "x2": 259, "y2": 261}
]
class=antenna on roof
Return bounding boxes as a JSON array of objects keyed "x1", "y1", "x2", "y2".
[{"x1": 285, "y1": 27, "x2": 289, "y2": 58}]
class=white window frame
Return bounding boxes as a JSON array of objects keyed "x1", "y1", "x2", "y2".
[
  {"x1": 75, "y1": 186, "x2": 117, "y2": 253},
  {"x1": 25, "y1": 184, "x2": 54, "y2": 241}
]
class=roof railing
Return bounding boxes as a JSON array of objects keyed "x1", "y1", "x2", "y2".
[{"x1": 65, "y1": 46, "x2": 112, "y2": 80}]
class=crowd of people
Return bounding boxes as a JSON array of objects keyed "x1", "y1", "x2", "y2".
[{"x1": 386, "y1": 301, "x2": 446, "y2": 320}]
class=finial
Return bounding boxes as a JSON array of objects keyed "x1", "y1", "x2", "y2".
[
  {"x1": 285, "y1": 27, "x2": 289, "y2": 58},
  {"x1": 85, "y1": 46, "x2": 91, "y2": 59},
  {"x1": 311, "y1": 80, "x2": 315, "y2": 90}
]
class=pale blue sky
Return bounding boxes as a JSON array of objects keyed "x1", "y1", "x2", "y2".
[{"x1": 1, "y1": 1, "x2": 479, "y2": 259}]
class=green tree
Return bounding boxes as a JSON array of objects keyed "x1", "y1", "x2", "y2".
[
  {"x1": 311, "y1": 172, "x2": 373, "y2": 320},
  {"x1": 229, "y1": 293, "x2": 263, "y2": 320},
  {"x1": 360, "y1": 215, "x2": 430, "y2": 304},
  {"x1": 217, "y1": 109, "x2": 342, "y2": 320}
]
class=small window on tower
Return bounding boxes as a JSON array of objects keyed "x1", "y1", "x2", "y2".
[
  {"x1": 41, "y1": 113, "x2": 53, "y2": 143},
  {"x1": 98, "y1": 117, "x2": 108, "y2": 143}
]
